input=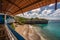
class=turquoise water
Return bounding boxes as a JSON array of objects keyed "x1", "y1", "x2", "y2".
[{"x1": 37, "y1": 20, "x2": 60, "y2": 40}]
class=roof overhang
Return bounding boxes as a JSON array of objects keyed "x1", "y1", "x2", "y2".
[{"x1": 0, "y1": 0, "x2": 60, "y2": 16}]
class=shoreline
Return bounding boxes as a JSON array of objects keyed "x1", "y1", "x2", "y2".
[{"x1": 14, "y1": 24, "x2": 47, "y2": 40}]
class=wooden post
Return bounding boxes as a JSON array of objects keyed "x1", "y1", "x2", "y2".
[{"x1": 55, "y1": 0, "x2": 57, "y2": 10}]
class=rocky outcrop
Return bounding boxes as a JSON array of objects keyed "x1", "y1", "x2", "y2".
[{"x1": 24, "y1": 20, "x2": 48, "y2": 24}]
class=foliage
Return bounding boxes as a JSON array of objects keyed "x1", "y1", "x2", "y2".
[
  {"x1": 11, "y1": 23, "x2": 15, "y2": 30},
  {"x1": 14, "y1": 16, "x2": 48, "y2": 24}
]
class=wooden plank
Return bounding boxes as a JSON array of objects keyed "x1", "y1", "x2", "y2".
[{"x1": 14, "y1": 0, "x2": 60, "y2": 15}]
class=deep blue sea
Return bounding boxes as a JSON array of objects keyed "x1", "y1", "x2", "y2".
[{"x1": 37, "y1": 20, "x2": 60, "y2": 40}]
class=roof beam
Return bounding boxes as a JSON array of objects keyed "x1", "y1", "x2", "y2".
[
  {"x1": 6, "y1": 0, "x2": 20, "y2": 8},
  {"x1": 4, "y1": 10, "x2": 12, "y2": 13},
  {"x1": 0, "y1": 10, "x2": 14, "y2": 14},
  {"x1": 14, "y1": 0, "x2": 42, "y2": 13},
  {"x1": 0, "y1": 0, "x2": 2, "y2": 13}
]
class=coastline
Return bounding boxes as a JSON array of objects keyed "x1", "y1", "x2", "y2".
[{"x1": 14, "y1": 24, "x2": 47, "y2": 40}]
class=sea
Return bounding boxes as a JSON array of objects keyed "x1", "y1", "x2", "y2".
[{"x1": 37, "y1": 20, "x2": 60, "y2": 40}]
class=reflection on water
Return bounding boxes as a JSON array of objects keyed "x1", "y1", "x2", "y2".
[{"x1": 37, "y1": 20, "x2": 60, "y2": 40}]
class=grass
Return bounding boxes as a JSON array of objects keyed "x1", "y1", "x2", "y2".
[{"x1": 11, "y1": 23, "x2": 15, "y2": 30}]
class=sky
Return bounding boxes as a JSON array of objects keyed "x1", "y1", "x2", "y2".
[{"x1": 16, "y1": 2, "x2": 60, "y2": 20}]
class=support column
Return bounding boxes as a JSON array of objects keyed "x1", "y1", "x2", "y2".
[{"x1": 55, "y1": 0, "x2": 57, "y2": 10}]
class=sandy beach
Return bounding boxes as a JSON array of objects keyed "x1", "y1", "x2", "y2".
[{"x1": 14, "y1": 23, "x2": 47, "y2": 40}]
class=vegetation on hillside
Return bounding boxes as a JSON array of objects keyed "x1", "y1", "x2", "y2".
[
  {"x1": 14, "y1": 16, "x2": 29, "y2": 24},
  {"x1": 10, "y1": 23, "x2": 15, "y2": 29},
  {"x1": 14, "y1": 16, "x2": 48, "y2": 24}
]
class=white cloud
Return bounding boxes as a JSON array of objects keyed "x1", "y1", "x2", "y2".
[
  {"x1": 41, "y1": 9, "x2": 52, "y2": 16},
  {"x1": 32, "y1": 8, "x2": 40, "y2": 11},
  {"x1": 16, "y1": 2, "x2": 60, "y2": 20},
  {"x1": 31, "y1": 8, "x2": 41, "y2": 13},
  {"x1": 49, "y1": 3, "x2": 55, "y2": 7},
  {"x1": 57, "y1": 2, "x2": 60, "y2": 4},
  {"x1": 51, "y1": 9, "x2": 60, "y2": 16},
  {"x1": 48, "y1": 2, "x2": 60, "y2": 7},
  {"x1": 16, "y1": 13, "x2": 23, "y2": 17}
]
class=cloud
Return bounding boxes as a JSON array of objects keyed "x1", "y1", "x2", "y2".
[
  {"x1": 16, "y1": 2, "x2": 60, "y2": 20},
  {"x1": 31, "y1": 8, "x2": 41, "y2": 12},
  {"x1": 31, "y1": 8, "x2": 41, "y2": 14},
  {"x1": 49, "y1": 3, "x2": 55, "y2": 7},
  {"x1": 50, "y1": 9, "x2": 60, "y2": 16},
  {"x1": 41, "y1": 9, "x2": 52, "y2": 16}
]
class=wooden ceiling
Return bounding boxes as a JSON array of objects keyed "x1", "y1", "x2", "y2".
[{"x1": 0, "y1": 0, "x2": 60, "y2": 16}]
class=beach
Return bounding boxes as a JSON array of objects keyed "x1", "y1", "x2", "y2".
[{"x1": 14, "y1": 23, "x2": 46, "y2": 40}]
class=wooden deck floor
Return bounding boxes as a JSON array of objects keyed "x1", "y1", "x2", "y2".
[{"x1": 0, "y1": 24, "x2": 10, "y2": 40}]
